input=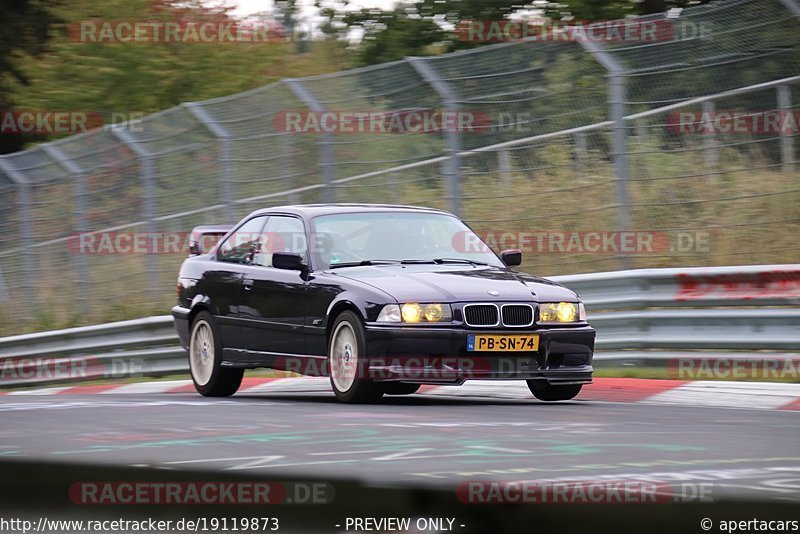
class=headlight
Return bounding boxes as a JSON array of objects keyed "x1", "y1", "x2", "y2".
[
  {"x1": 401, "y1": 303, "x2": 423, "y2": 323},
  {"x1": 376, "y1": 304, "x2": 401, "y2": 322},
  {"x1": 579, "y1": 302, "x2": 587, "y2": 321},
  {"x1": 538, "y1": 302, "x2": 579, "y2": 323},
  {"x1": 377, "y1": 303, "x2": 452, "y2": 323},
  {"x1": 423, "y1": 303, "x2": 448, "y2": 322}
]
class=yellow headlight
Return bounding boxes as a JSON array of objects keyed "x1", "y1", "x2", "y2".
[
  {"x1": 557, "y1": 302, "x2": 577, "y2": 322},
  {"x1": 539, "y1": 302, "x2": 578, "y2": 322},
  {"x1": 424, "y1": 303, "x2": 445, "y2": 322},
  {"x1": 539, "y1": 303, "x2": 558, "y2": 322},
  {"x1": 401, "y1": 303, "x2": 423, "y2": 323}
]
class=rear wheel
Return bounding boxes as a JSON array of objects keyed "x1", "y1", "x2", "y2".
[
  {"x1": 382, "y1": 382, "x2": 421, "y2": 395},
  {"x1": 527, "y1": 380, "x2": 582, "y2": 401},
  {"x1": 189, "y1": 311, "x2": 243, "y2": 397},
  {"x1": 329, "y1": 311, "x2": 383, "y2": 403}
]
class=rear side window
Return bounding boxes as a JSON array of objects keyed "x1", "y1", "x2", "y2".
[{"x1": 216, "y1": 216, "x2": 267, "y2": 264}]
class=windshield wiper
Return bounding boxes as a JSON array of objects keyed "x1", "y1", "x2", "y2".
[
  {"x1": 329, "y1": 259, "x2": 402, "y2": 269},
  {"x1": 433, "y1": 258, "x2": 490, "y2": 266},
  {"x1": 330, "y1": 258, "x2": 487, "y2": 269}
]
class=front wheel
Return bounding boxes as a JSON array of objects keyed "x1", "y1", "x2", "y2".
[
  {"x1": 189, "y1": 311, "x2": 243, "y2": 397},
  {"x1": 527, "y1": 380, "x2": 582, "y2": 401},
  {"x1": 329, "y1": 311, "x2": 383, "y2": 403}
]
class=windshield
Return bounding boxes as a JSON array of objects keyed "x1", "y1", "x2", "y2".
[{"x1": 310, "y1": 211, "x2": 505, "y2": 269}]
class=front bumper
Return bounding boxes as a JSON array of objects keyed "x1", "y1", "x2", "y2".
[{"x1": 363, "y1": 324, "x2": 595, "y2": 385}]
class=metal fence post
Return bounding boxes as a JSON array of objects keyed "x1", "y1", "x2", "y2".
[
  {"x1": 42, "y1": 144, "x2": 91, "y2": 315},
  {"x1": 610, "y1": 74, "x2": 632, "y2": 270},
  {"x1": 778, "y1": 0, "x2": 800, "y2": 18},
  {"x1": 284, "y1": 79, "x2": 335, "y2": 203},
  {"x1": 777, "y1": 0, "x2": 800, "y2": 176},
  {"x1": 573, "y1": 132, "x2": 588, "y2": 182},
  {"x1": 407, "y1": 57, "x2": 462, "y2": 216},
  {"x1": 777, "y1": 85, "x2": 795, "y2": 173},
  {"x1": 111, "y1": 129, "x2": 159, "y2": 299},
  {"x1": 184, "y1": 103, "x2": 236, "y2": 220},
  {"x1": 580, "y1": 40, "x2": 631, "y2": 269},
  {"x1": 497, "y1": 149, "x2": 512, "y2": 188},
  {"x1": 0, "y1": 159, "x2": 35, "y2": 319},
  {"x1": 702, "y1": 100, "x2": 719, "y2": 171}
]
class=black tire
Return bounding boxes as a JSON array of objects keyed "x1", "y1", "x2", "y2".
[
  {"x1": 382, "y1": 382, "x2": 421, "y2": 395},
  {"x1": 527, "y1": 380, "x2": 582, "y2": 401},
  {"x1": 328, "y1": 310, "x2": 383, "y2": 403},
  {"x1": 189, "y1": 311, "x2": 243, "y2": 397}
]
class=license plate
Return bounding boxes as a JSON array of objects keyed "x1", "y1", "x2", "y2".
[{"x1": 467, "y1": 334, "x2": 539, "y2": 352}]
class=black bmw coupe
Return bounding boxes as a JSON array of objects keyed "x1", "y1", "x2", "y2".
[{"x1": 172, "y1": 204, "x2": 595, "y2": 403}]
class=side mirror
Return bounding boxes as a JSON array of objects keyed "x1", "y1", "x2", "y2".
[
  {"x1": 188, "y1": 241, "x2": 202, "y2": 256},
  {"x1": 501, "y1": 249, "x2": 522, "y2": 267},
  {"x1": 273, "y1": 251, "x2": 305, "y2": 271}
]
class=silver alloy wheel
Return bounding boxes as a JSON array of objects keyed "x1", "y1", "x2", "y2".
[
  {"x1": 189, "y1": 319, "x2": 214, "y2": 386},
  {"x1": 330, "y1": 321, "x2": 358, "y2": 392}
]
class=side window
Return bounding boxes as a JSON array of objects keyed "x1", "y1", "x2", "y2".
[
  {"x1": 255, "y1": 216, "x2": 307, "y2": 267},
  {"x1": 217, "y1": 216, "x2": 267, "y2": 264}
]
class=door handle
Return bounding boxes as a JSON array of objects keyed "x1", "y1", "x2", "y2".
[{"x1": 243, "y1": 278, "x2": 254, "y2": 290}]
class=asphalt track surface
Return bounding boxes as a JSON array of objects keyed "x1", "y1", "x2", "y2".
[{"x1": 2, "y1": 387, "x2": 799, "y2": 503}]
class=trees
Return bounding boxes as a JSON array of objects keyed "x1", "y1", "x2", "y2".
[
  {"x1": 5, "y1": 0, "x2": 351, "y2": 151},
  {"x1": 0, "y1": 0, "x2": 60, "y2": 154},
  {"x1": 317, "y1": 0, "x2": 716, "y2": 65}
]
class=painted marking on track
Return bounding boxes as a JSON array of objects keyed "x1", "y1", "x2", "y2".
[
  {"x1": 0, "y1": 399, "x2": 261, "y2": 413},
  {"x1": 372, "y1": 448, "x2": 436, "y2": 461},
  {"x1": 762, "y1": 478, "x2": 800, "y2": 492},
  {"x1": 310, "y1": 449, "x2": 403, "y2": 456},
  {"x1": 165, "y1": 455, "x2": 285, "y2": 466},
  {"x1": 226, "y1": 456, "x2": 287, "y2": 470},
  {"x1": 6, "y1": 387, "x2": 72, "y2": 395},
  {"x1": 408, "y1": 457, "x2": 800, "y2": 479},
  {"x1": 467, "y1": 445, "x2": 530, "y2": 454},
  {"x1": 644, "y1": 381, "x2": 800, "y2": 410},
  {"x1": 99, "y1": 381, "x2": 195, "y2": 394},
  {"x1": 164, "y1": 454, "x2": 360, "y2": 471},
  {"x1": 48, "y1": 427, "x2": 395, "y2": 455},
  {"x1": 228, "y1": 458, "x2": 360, "y2": 471}
]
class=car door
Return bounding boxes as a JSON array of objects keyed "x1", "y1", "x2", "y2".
[
  {"x1": 203, "y1": 215, "x2": 268, "y2": 349},
  {"x1": 238, "y1": 215, "x2": 309, "y2": 355}
]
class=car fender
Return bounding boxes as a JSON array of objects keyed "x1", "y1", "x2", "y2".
[
  {"x1": 189, "y1": 293, "x2": 214, "y2": 316},
  {"x1": 325, "y1": 291, "x2": 394, "y2": 329}
]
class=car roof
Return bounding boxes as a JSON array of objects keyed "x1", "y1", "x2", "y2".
[{"x1": 248, "y1": 203, "x2": 453, "y2": 218}]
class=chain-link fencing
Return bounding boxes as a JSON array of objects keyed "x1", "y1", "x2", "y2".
[{"x1": 0, "y1": 0, "x2": 798, "y2": 334}]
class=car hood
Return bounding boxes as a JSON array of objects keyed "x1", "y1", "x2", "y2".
[{"x1": 332, "y1": 265, "x2": 579, "y2": 303}]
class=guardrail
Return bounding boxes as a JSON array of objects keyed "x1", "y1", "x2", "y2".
[{"x1": 1, "y1": 264, "x2": 798, "y2": 387}]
